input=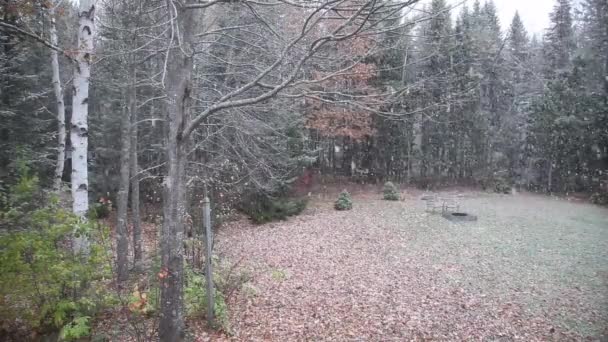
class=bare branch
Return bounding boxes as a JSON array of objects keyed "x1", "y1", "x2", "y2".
[{"x1": 0, "y1": 21, "x2": 69, "y2": 58}]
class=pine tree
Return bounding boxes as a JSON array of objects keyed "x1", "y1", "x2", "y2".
[
  {"x1": 544, "y1": 0, "x2": 576, "y2": 76},
  {"x1": 580, "y1": 0, "x2": 608, "y2": 95},
  {"x1": 416, "y1": 0, "x2": 454, "y2": 178},
  {"x1": 503, "y1": 12, "x2": 532, "y2": 180},
  {"x1": 508, "y1": 12, "x2": 529, "y2": 73},
  {"x1": 451, "y1": 6, "x2": 480, "y2": 178},
  {"x1": 466, "y1": 0, "x2": 510, "y2": 180},
  {"x1": 529, "y1": 0, "x2": 577, "y2": 192}
]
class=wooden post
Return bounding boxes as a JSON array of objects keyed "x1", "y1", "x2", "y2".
[{"x1": 202, "y1": 193, "x2": 215, "y2": 325}]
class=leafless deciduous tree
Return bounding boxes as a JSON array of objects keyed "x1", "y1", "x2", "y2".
[{"x1": 157, "y1": 0, "x2": 420, "y2": 339}]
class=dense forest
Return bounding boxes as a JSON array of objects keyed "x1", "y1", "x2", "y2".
[{"x1": 0, "y1": 0, "x2": 607, "y2": 340}]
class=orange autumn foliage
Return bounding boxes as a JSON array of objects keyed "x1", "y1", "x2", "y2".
[{"x1": 306, "y1": 62, "x2": 380, "y2": 140}]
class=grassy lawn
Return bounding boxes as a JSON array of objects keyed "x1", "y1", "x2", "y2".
[{"x1": 215, "y1": 191, "x2": 608, "y2": 341}]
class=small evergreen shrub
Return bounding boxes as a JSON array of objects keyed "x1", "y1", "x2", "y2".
[
  {"x1": 481, "y1": 176, "x2": 512, "y2": 194},
  {"x1": 334, "y1": 190, "x2": 353, "y2": 210},
  {"x1": 491, "y1": 177, "x2": 512, "y2": 194},
  {"x1": 383, "y1": 182, "x2": 399, "y2": 201},
  {"x1": 240, "y1": 194, "x2": 308, "y2": 224},
  {"x1": 590, "y1": 192, "x2": 608, "y2": 205},
  {"x1": 494, "y1": 181, "x2": 512, "y2": 194}
]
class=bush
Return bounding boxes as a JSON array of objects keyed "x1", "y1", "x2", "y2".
[
  {"x1": 184, "y1": 264, "x2": 236, "y2": 332},
  {"x1": 60, "y1": 316, "x2": 92, "y2": 341},
  {"x1": 88, "y1": 197, "x2": 112, "y2": 219},
  {"x1": 0, "y1": 175, "x2": 112, "y2": 339},
  {"x1": 240, "y1": 194, "x2": 307, "y2": 224},
  {"x1": 334, "y1": 190, "x2": 353, "y2": 210},
  {"x1": 590, "y1": 192, "x2": 608, "y2": 205},
  {"x1": 481, "y1": 176, "x2": 512, "y2": 194},
  {"x1": 493, "y1": 177, "x2": 512, "y2": 194},
  {"x1": 383, "y1": 182, "x2": 399, "y2": 201}
]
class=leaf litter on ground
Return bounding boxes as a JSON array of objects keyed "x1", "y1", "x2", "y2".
[{"x1": 213, "y1": 190, "x2": 608, "y2": 341}]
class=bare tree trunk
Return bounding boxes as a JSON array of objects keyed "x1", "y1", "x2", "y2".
[
  {"x1": 604, "y1": 30, "x2": 608, "y2": 102},
  {"x1": 547, "y1": 158, "x2": 554, "y2": 193},
  {"x1": 407, "y1": 136, "x2": 412, "y2": 183},
  {"x1": 159, "y1": 3, "x2": 196, "y2": 340},
  {"x1": 116, "y1": 90, "x2": 132, "y2": 282},
  {"x1": 50, "y1": 5, "x2": 66, "y2": 192},
  {"x1": 130, "y1": 70, "x2": 142, "y2": 269},
  {"x1": 402, "y1": 48, "x2": 411, "y2": 183},
  {"x1": 603, "y1": 2, "x2": 608, "y2": 103},
  {"x1": 71, "y1": 1, "x2": 96, "y2": 253},
  {"x1": 415, "y1": 116, "x2": 424, "y2": 178}
]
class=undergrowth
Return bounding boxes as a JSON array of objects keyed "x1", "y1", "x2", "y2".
[
  {"x1": 590, "y1": 191, "x2": 608, "y2": 205},
  {"x1": 0, "y1": 172, "x2": 114, "y2": 341}
]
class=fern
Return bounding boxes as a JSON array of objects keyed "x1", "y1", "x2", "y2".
[{"x1": 59, "y1": 316, "x2": 91, "y2": 341}]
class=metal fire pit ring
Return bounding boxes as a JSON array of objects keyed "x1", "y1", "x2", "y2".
[{"x1": 442, "y1": 212, "x2": 478, "y2": 222}]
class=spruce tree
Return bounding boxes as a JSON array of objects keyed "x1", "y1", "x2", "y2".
[
  {"x1": 417, "y1": 0, "x2": 454, "y2": 177},
  {"x1": 580, "y1": 0, "x2": 608, "y2": 96},
  {"x1": 504, "y1": 12, "x2": 532, "y2": 180},
  {"x1": 544, "y1": 0, "x2": 576, "y2": 77}
]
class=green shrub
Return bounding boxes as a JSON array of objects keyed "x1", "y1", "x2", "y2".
[
  {"x1": 240, "y1": 194, "x2": 308, "y2": 224},
  {"x1": 334, "y1": 190, "x2": 353, "y2": 210},
  {"x1": 88, "y1": 197, "x2": 112, "y2": 219},
  {"x1": 184, "y1": 266, "x2": 231, "y2": 331},
  {"x1": 496, "y1": 183, "x2": 511, "y2": 194},
  {"x1": 492, "y1": 177, "x2": 512, "y2": 194},
  {"x1": 271, "y1": 268, "x2": 287, "y2": 281},
  {"x1": 481, "y1": 176, "x2": 512, "y2": 194},
  {"x1": 383, "y1": 182, "x2": 399, "y2": 201},
  {"x1": 60, "y1": 316, "x2": 91, "y2": 341},
  {"x1": 0, "y1": 175, "x2": 112, "y2": 338},
  {"x1": 590, "y1": 192, "x2": 608, "y2": 205}
]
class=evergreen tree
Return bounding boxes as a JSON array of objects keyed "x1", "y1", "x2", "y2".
[
  {"x1": 579, "y1": 0, "x2": 608, "y2": 96},
  {"x1": 527, "y1": 0, "x2": 607, "y2": 192},
  {"x1": 417, "y1": 0, "x2": 454, "y2": 178},
  {"x1": 544, "y1": 0, "x2": 576, "y2": 76},
  {"x1": 504, "y1": 12, "x2": 532, "y2": 181},
  {"x1": 0, "y1": 2, "x2": 75, "y2": 187},
  {"x1": 451, "y1": 6, "x2": 477, "y2": 179},
  {"x1": 508, "y1": 12, "x2": 529, "y2": 76}
]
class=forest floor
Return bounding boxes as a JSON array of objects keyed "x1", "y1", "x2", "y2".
[{"x1": 209, "y1": 190, "x2": 608, "y2": 341}]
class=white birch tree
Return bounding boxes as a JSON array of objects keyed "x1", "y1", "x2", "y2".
[
  {"x1": 50, "y1": 3, "x2": 67, "y2": 192},
  {"x1": 71, "y1": 0, "x2": 96, "y2": 252}
]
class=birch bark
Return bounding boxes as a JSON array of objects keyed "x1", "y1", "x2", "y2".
[
  {"x1": 50, "y1": 5, "x2": 66, "y2": 192},
  {"x1": 71, "y1": 0, "x2": 96, "y2": 253}
]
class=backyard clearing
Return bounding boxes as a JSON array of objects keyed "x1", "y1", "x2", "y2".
[{"x1": 215, "y1": 191, "x2": 608, "y2": 341}]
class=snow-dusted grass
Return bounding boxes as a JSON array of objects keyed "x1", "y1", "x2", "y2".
[{"x1": 216, "y1": 191, "x2": 608, "y2": 340}]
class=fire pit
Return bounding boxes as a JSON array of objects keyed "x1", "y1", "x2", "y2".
[{"x1": 442, "y1": 212, "x2": 478, "y2": 222}]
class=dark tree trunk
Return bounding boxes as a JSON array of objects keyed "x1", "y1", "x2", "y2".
[
  {"x1": 116, "y1": 94, "x2": 131, "y2": 282},
  {"x1": 159, "y1": 3, "x2": 197, "y2": 341},
  {"x1": 130, "y1": 64, "x2": 142, "y2": 268}
]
